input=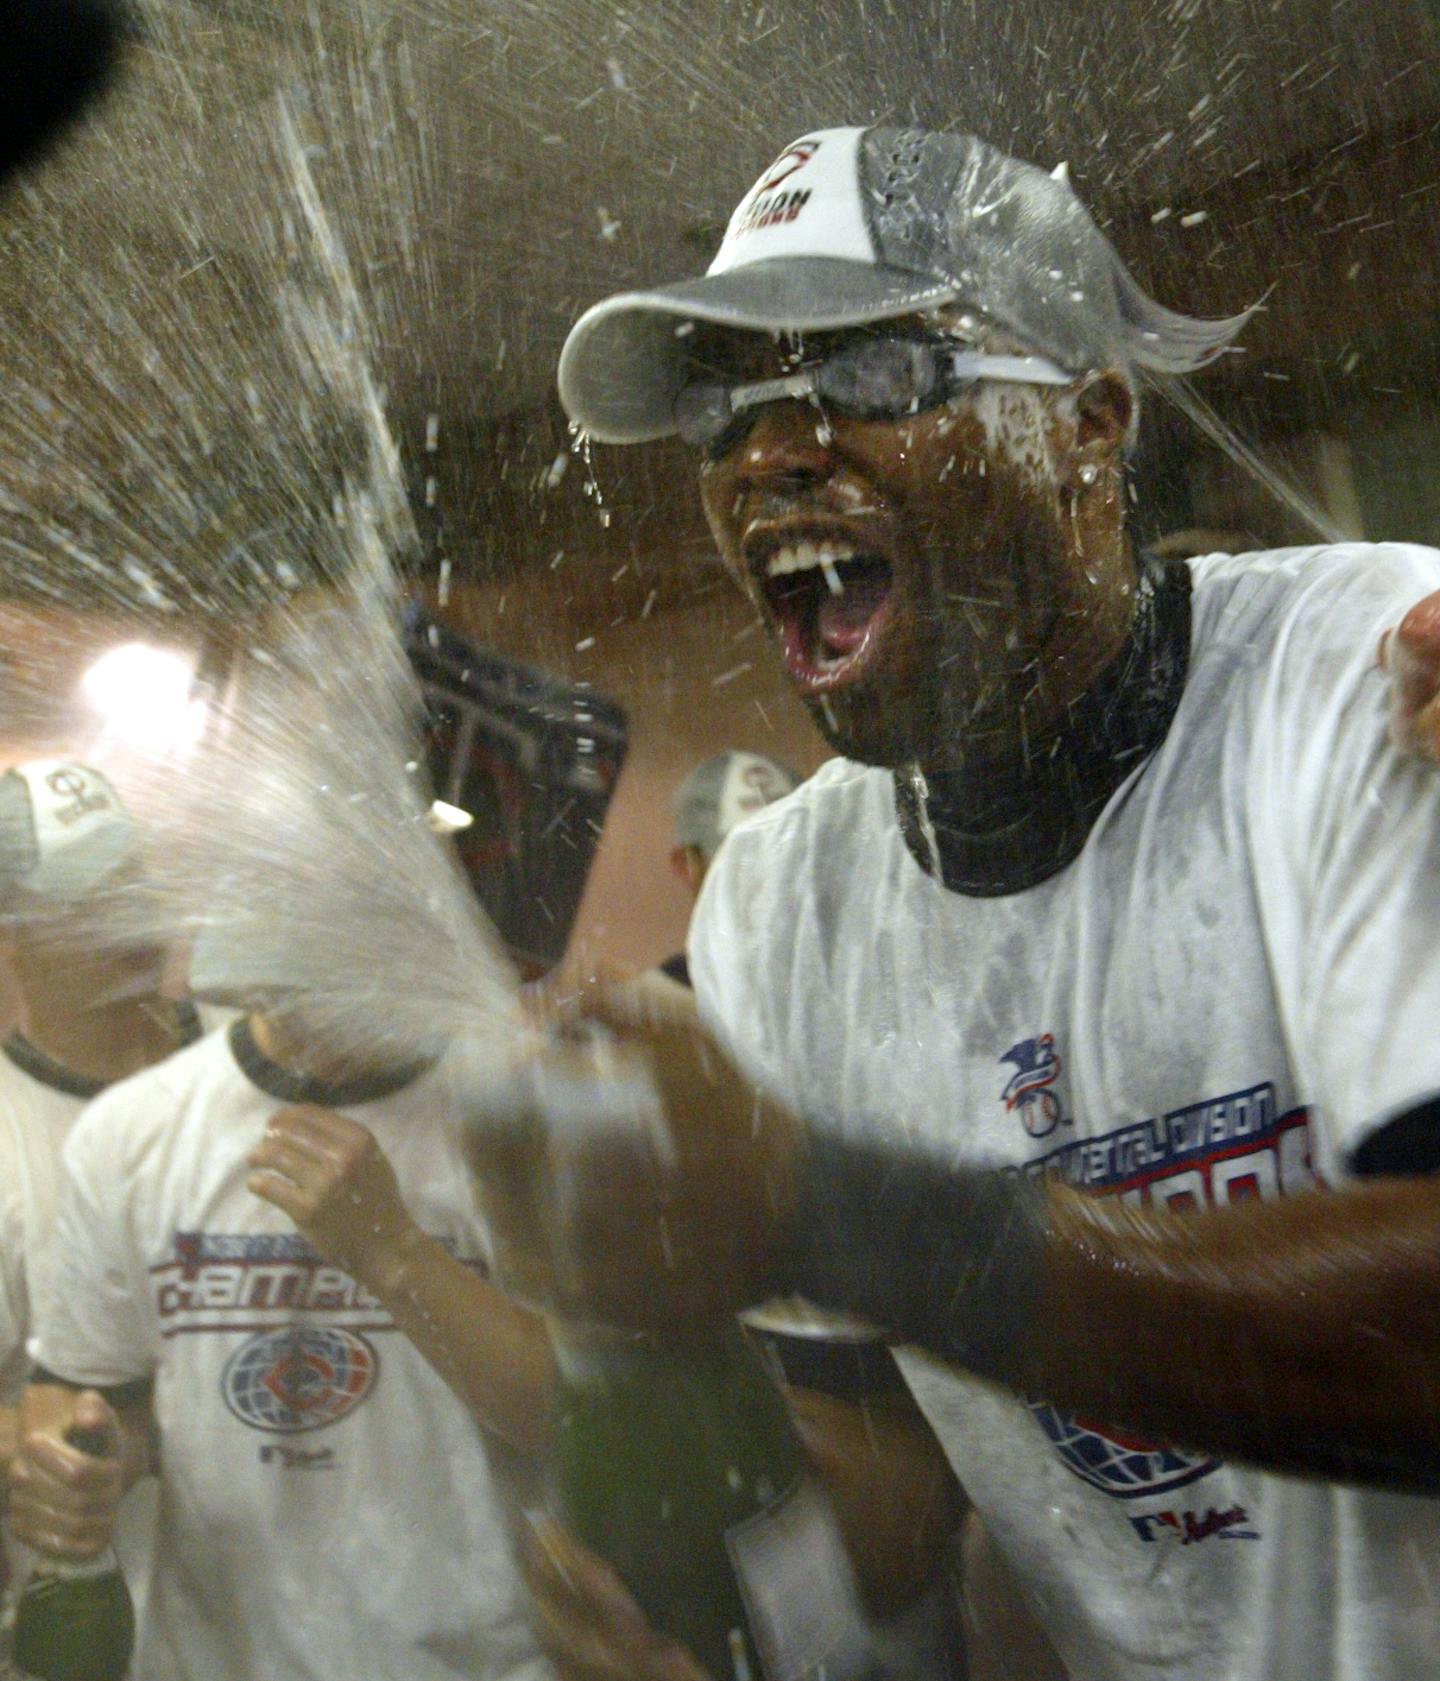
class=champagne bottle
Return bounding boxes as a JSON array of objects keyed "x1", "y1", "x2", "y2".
[
  {"x1": 553, "y1": 1319, "x2": 877, "y2": 1681},
  {"x1": 11, "y1": 1427, "x2": 135, "y2": 1681},
  {"x1": 463, "y1": 1025, "x2": 880, "y2": 1681}
]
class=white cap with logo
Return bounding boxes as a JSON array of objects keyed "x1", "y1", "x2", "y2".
[
  {"x1": 558, "y1": 125, "x2": 1254, "y2": 445},
  {"x1": 673, "y1": 751, "x2": 801, "y2": 861},
  {"x1": 0, "y1": 759, "x2": 137, "y2": 903}
]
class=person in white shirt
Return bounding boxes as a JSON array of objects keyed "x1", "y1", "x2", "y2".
[
  {"x1": 659, "y1": 750, "x2": 801, "y2": 990},
  {"x1": 8, "y1": 996, "x2": 557, "y2": 1681},
  {"x1": 0, "y1": 761, "x2": 207, "y2": 1447},
  {"x1": 0, "y1": 758, "x2": 213, "y2": 1640},
  {"x1": 513, "y1": 125, "x2": 1440, "y2": 1681}
]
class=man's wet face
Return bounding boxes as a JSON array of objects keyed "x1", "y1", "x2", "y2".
[{"x1": 691, "y1": 321, "x2": 1100, "y2": 771}]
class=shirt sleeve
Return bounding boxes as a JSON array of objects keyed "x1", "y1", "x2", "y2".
[
  {"x1": 688, "y1": 819, "x2": 790, "y2": 1098},
  {"x1": 0, "y1": 1111, "x2": 35, "y2": 1398},
  {"x1": 27, "y1": 1093, "x2": 159, "y2": 1386},
  {"x1": 1248, "y1": 543, "x2": 1440, "y2": 1174}
]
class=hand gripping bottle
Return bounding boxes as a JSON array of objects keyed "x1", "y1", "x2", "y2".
[
  {"x1": 463, "y1": 1025, "x2": 883, "y2": 1681},
  {"x1": 12, "y1": 1426, "x2": 135, "y2": 1681}
]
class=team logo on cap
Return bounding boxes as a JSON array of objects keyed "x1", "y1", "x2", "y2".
[
  {"x1": 43, "y1": 766, "x2": 112, "y2": 827},
  {"x1": 757, "y1": 139, "x2": 821, "y2": 193},
  {"x1": 222, "y1": 1325, "x2": 378, "y2": 1433},
  {"x1": 1031, "y1": 1400, "x2": 1221, "y2": 1498},
  {"x1": 45, "y1": 768, "x2": 90, "y2": 801},
  {"x1": 726, "y1": 139, "x2": 825, "y2": 242}
]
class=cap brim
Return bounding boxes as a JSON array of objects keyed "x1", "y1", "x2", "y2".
[{"x1": 557, "y1": 258, "x2": 959, "y2": 445}]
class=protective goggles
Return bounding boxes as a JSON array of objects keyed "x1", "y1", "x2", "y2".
[{"x1": 673, "y1": 333, "x2": 1074, "y2": 456}]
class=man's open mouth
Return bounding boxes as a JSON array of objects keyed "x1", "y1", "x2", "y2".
[{"x1": 753, "y1": 533, "x2": 896, "y2": 694}]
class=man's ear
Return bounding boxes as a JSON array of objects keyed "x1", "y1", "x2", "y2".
[
  {"x1": 669, "y1": 846, "x2": 707, "y2": 895},
  {"x1": 1073, "y1": 370, "x2": 1134, "y2": 454},
  {"x1": 1053, "y1": 370, "x2": 1134, "y2": 499}
]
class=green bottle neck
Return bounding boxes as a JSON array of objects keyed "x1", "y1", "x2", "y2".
[{"x1": 549, "y1": 1318, "x2": 768, "y2": 1384}]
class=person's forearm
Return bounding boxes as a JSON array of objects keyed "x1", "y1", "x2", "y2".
[
  {"x1": 784, "y1": 1381, "x2": 965, "y2": 1622},
  {"x1": 782, "y1": 1138, "x2": 1440, "y2": 1491},
  {"x1": 1029, "y1": 1179, "x2": 1440, "y2": 1490},
  {"x1": 362, "y1": 1230, "x2": 557, "y2": 1457}
]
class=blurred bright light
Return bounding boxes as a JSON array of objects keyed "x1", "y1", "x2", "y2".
[
  {"x1": 80, "y1": 643, "x2": 208, "y2": 756},
  {"x1": 428, "y1": 799, "x2": 474, "y2": 834}
]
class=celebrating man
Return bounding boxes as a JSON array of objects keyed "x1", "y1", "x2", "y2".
[{"x1": 539, "y1": 126, "x2": 1440, "y2": 1679}]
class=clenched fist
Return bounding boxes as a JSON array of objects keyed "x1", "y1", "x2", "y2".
[
  {"x1": 248, "y1": 1105, "x2": 422, "y2": 1292},
  {"x1": 462, "y1": 983, "x2": 802, "y2": 1331},
  {"x1": 10, "y1": 1389, "x2": 129, "y2": 1562}
]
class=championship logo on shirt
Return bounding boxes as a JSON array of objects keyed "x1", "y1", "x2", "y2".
[
  {"x1": 1000, "y1": 1034, "x2": 1068, "y2": 1138},
  {"x1": 1018, "y1": 1081, "x2": 1319, "y2": 1513},
  {"x1": 222, "y1": 1325, "x2": 378, "y2": 1433},
  {"x1": 1028, "y1": 1400, "x2": 1220, "y2": 1498}
]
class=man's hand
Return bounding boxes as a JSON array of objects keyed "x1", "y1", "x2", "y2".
[
  {"x1": 251, "y1": 1104, "x2": 557, "y2": 1453},
  {"x1": 468, "y1": 983, "x2": 802, "y2": 1331},
  {"x1": 9, "y1": 1387, "x2": 127, "y2": 1561},
  {"x1": 521, "y1": 1512, "x2": 713, "y2": 1681},
  {"x1": 1378, "y1": 592, "x2": 1440, "y2": 762},
  {"x1": 783, "y1": 1381, "x2": 963, "y2": 1624},
  {"x1": 248, "y1": 1105, "x2": 423, "y2": 1292}
]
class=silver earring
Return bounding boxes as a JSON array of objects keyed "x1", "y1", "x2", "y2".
[{"x1": 1077, "y1": 463, "x2": 1100, "y2": 487}]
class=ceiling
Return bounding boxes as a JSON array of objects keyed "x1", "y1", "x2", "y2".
[
  {"x1": 0, "y1": 0, "x2": 1438, "y2": 607},
  {"x1": 33, "y1": 0, "x2": 1440, "y2": 406}
]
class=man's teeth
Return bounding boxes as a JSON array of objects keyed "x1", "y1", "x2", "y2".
[{"x1": 765, "y1": 540, "x2": 857, "y2": 584}]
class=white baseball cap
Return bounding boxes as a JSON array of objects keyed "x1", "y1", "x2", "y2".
[
  {"x1": 559, "y1": 125, "x2": 1255, "y2": 444},
  {"x1": 0, "y1": 759, "x2": 138, "y2": 903},
  {"x1": 673, "y1": 751, "x2": 801, "y2": 860}
]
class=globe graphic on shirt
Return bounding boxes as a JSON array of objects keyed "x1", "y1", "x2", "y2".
[
  {"x1": 1030, "y1": 1400, "x2": 1220, "y2": 1498},
  {"x1": 223, "y1": 1325, "x2": 378, "y2": 1433}
]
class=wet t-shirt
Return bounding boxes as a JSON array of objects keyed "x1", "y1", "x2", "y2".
[
  {"x1": 30, "y1": 1023, "x2": 550, "y2": 1681},
  {"x1": 0, "y1": 1038, "x2": 106, "y2": 1403},
  {"x1": 0, "y1": 1007, "x2": 217, "y2": 1394},
  {"x1": 691, "y1": 543, "x2": 1440, "y2": 1681}
]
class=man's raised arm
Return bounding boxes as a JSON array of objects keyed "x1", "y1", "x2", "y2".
[{"x1": 526, "y1": 987, "x2": 1440, "y2": 1495}]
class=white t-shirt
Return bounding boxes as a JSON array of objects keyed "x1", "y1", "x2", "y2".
[
  {"x1": 30, "y1": 1020, "x2": 550, "y2": 1681},
  {"x1": 0, "y1": 1010, "x2": 223, "y2": 1616},
  {"x1": 0, "y1": 1010, "x2": 222, "y2": 1397},
  {"x1": 690, "y1": 543, "x2": 1440, "y2": 1681},
  {"x1": 0, "y1": 1041, "x2": 102, "y2": 1406}
]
